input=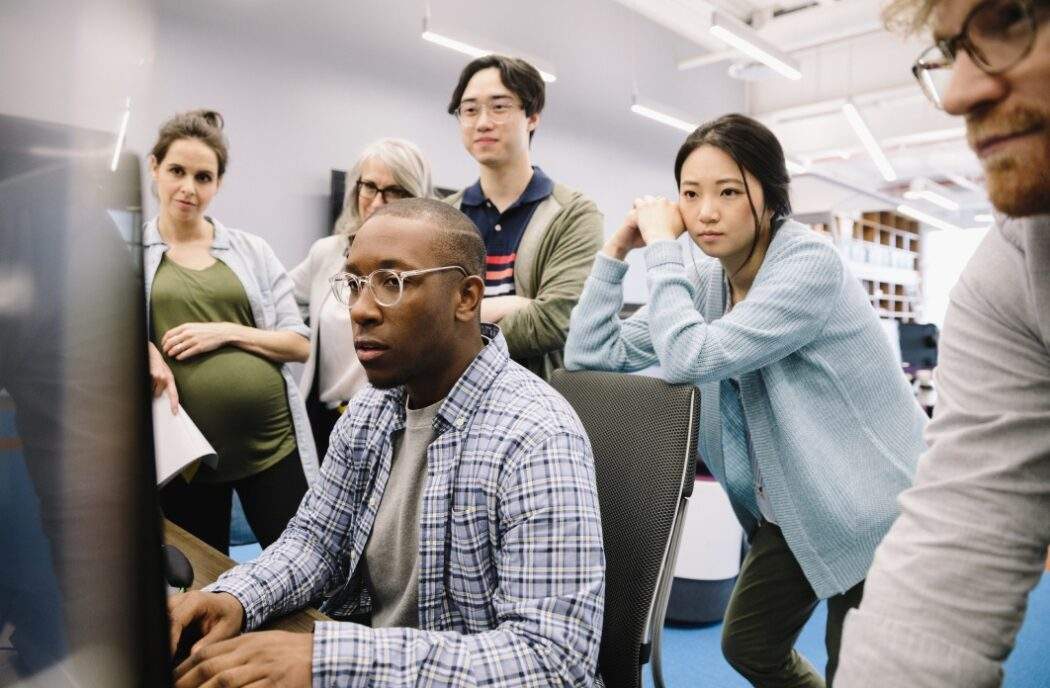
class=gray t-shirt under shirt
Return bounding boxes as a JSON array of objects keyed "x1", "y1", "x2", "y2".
[{"x1": 360, "y1": 396, "x2": 441, "y2": 628}]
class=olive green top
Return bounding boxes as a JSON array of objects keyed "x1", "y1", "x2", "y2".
[{"x1": 150, "y1": 256, "x2": 297, "y2": 483}]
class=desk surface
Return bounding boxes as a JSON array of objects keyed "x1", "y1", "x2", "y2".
[{"x1": 163, "y1": 519, "x2": 328, "y2": 633}]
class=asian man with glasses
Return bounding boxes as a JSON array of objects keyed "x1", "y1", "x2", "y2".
[
  {"x1": 441, "y1": 54, "x2": 604, "y2": 381},
  {"x1": 836, "y1": 1, "x2": 1050, "y2": 686}
]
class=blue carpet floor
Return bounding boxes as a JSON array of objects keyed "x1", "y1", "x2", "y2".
[
  {"x1": 644, "y1": 574, "x2": 1050, "y2": 687},
  {"x1": 229, "y1": 542, "x2": 262, "y2": 562},
  {"x1": 227, "y1": 510, "x2": 1049, "y2": 688}
]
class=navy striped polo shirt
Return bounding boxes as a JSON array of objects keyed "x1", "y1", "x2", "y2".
[{"x1": 460, "y1": 167, "x2": 554, "y2": 297}]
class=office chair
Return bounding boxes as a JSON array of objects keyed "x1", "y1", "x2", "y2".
[{"x1": 550, "y1": 370, "x2": 699, "y2": 688}]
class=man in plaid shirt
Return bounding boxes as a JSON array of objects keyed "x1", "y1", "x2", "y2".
[{"x1": 168, "y1": 198, "x2": 606, "y2": 688}]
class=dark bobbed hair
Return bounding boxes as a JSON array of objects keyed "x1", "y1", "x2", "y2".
[
  {"x1": 447, "y1": 55, "x2": 545, "y2": 142},
  {"x1": 365, "y1": 198, "x2": 486, "y2": 279},
  {"x1": 149, "y1": 109, "x2": 229, "y2": 178},
  {"x1": 674, "y1": 114, "x2": 792, "y2": 273},
  {"x1": 674, "y1": 113, "x2": 791, "y2": 223}
]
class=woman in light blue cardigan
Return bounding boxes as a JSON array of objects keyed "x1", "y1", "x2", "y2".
[{"x1": 565, "y1": 114, "x2": 927, "y2": 687}]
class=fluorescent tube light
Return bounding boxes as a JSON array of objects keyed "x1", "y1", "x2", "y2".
[
  {"x1": 947, "y1": 173, "x2": 983, "y2": 192},
  {"x1": 842, "y1": 101, "x2": 897, "y2": 182},
  {"x1": 629, "y1": 100, "x2": 697, "y2": 133},
  {"x1": 421, "y1": 24, "x2": 557, "y2": 82},
  {"x1": 709, "y1": 10, "x2": 802, "y2": 81},
  {"x1": 881, "y1": 126, "x2": 966, "y2": 148},
  {"x1": 110, "y1": 98, "x2": 131, "y2": 172},
  {"x1": 897, "y1": 203, "x2": 962, "y2": 231},
  {"x1": 421, "y1": 30, "x2": 488, "y2": 59},
  {"x1": 903, "y1": 189, "x2": 960, "y2": 211}
]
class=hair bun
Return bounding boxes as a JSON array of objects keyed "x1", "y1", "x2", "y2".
[{"x1": 194, "y1": 109, "x2": 225, "y2": 131}]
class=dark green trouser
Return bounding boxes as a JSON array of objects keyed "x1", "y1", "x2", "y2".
[{"x1": 721, "y1": 522, "x2": 865, "y2": 688}]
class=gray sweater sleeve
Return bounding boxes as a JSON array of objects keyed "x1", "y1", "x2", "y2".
[{"x1": 836, "y1": 220, "x2": 1050, "y2": 687}]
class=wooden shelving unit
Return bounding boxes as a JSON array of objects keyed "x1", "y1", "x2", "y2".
[{"x1": 794, "y1": 210, "x2": 924, "y2": 324}]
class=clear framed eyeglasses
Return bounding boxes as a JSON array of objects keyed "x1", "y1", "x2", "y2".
[
  {"x1": 912, "y1": 0, "x2": 1044, "y2": 108},
  {"x1": 329, "y1": 266, "x2": 468, "y2": 308},
  {"x1": 453, "y1": 98, "x2": 523, "y2": 124}
]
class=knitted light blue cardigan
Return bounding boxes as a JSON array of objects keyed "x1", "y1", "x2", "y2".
[{"x1": 565, "y1": 219, "x2": 927, "y2": 598}]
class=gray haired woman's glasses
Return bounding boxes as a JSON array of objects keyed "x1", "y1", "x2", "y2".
[
  {"x1": 329, "y1": 266, "x2": 468, "y2": 308},
  {"x1": 355, "y1": 179, "x2": 412, "y2": 203},
  {"x1": 912, "y1": 0, "x2": 1044, "y2": 108}
]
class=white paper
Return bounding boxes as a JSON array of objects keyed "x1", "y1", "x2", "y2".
[{"x1": 152, "y1": 396, "x2": 218, "y2": 486}]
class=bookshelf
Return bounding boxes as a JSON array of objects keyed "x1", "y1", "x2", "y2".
[{"x1": 794, "y1": 210, "x2": 923, "y2": 324}]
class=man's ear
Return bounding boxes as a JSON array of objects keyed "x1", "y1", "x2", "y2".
[
  {"x1": 454, "y1": 275, "x2": 486, "y2": 323},
  {"x1": 526, "y1": 111, "x2": 540, "y2": 134}
]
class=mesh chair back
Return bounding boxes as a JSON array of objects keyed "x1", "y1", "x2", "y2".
[{"x1": 550, "y1": 370, "x2": 698, "y2": 688}]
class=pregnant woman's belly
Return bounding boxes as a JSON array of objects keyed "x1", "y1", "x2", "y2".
[{"x1": 170, "y1": 347, "x2": 294, "y2": 467}]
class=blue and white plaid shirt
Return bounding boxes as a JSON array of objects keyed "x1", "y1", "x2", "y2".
[{"x1": 209, "y1": 325, "x2": 605, "y2": 687}]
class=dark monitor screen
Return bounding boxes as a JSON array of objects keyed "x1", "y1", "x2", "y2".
[
  {"x1": 0, "y1": 114, "x2": 170, "y2": 685},
  {"x1": 898, "y1": 322, "x2": 939, "y2": 373}
]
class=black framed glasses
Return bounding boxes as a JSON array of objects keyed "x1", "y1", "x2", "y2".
[
  {"x1": 355, "y1": 179, "x2": 411, "y2": 203},
  {"x1": 453, "y1": 99, "x2": 523, "y2": 124},
  {"x1": 912, "y1": 0, "x2": 1045, "y2": 108},
  {"x1": 329, "y1": 266, "x2": 468, "y2": 308}
]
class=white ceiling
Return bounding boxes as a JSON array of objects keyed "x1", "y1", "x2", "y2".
[
  {"x1": 156, "y1": 0, "x2": 988, "y2": 227},
  {"x1": 618, "y1": 0, "x2": 990, "y2": 225},
  {"x1": 156, "y1": 0, "x2": 744, "y2": 156}
]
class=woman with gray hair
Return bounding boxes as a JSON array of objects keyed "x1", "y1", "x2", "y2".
[{"x1": 290, "y1": 138, "x2": 432, "y2": 460}]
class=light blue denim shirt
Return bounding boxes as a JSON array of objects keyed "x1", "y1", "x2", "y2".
[{"x1": 143, "y1": 216, "x2": 319, "y2": 485}]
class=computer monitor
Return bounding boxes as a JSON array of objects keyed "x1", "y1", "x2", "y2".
[
  {"x1": 0, "y1": 114, "x2": 170, "y2": 686},
  {"x1": 898, "y1": 322, "x2": 939, "y2": 373}
]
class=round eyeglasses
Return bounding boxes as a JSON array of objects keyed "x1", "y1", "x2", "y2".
[
  {"x1": 329, "y1": 266, "x2": 468, "y2": 308},
  {"x1": 912, "y1": 0, "x2": 1044, "y2": 108},
  {"x1": 453, "y1": 99, "x2": 523, "y2": 124}
]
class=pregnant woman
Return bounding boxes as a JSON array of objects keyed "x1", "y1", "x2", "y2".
[{"x1": 145, "y1": 109, "x2": 317, "y2": 553}]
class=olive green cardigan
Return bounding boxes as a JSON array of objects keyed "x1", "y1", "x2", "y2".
[{"x1": 445, "y1": 182, "x2": 604, "y2": 379}]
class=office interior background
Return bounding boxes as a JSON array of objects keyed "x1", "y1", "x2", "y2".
[
  {"x1": 3, "y1": 0, "x2": 995, "y2": 315},
  {"x1": 2, "y1": 0, "x2": 1046, "y2": 685}
]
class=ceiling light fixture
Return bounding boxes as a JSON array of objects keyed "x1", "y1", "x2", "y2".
[
  {"x1": 897, "y1": 203, "x2": 962, "y2": 231},
  {"x1": 421, "y1": 19, "x2": 557, "y2": 82},
  {"x1": 880, "y1": 126, "x2": 966, "y2": 149},
  {"x1": 708, "y1": 10, "x2": 802, "y2": 81},
  {"x1": 842, "y1": 101, "x2": 897, "y2": 182},
  {"x1": 903, "y1": 189, "x2": 960, "y2": 211},
  {"x1": 946, "y1": 173, "x2": 984, "y2": 193},
  {"x1": 421, "y1": 29, "x2": 487, "y2": 59},
  {"x1": 629, "y1": 96, "x2": 698, "y2": 133}
]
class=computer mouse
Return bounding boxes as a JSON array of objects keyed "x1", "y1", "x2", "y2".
[{"x1": 163, "y1": 544, "x2": 194, "y2": 591}]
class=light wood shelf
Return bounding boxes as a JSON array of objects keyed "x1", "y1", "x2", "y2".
[{"x1": 796, "y1": 210, "x2": 924, "y2": 324}]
